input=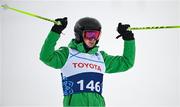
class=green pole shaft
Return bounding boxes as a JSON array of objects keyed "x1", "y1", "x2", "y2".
[
  {"x1": 128, "y1": 25, "x2": 180, "y2": 30},
  {"x1": 1, "y1": 5, "x2": 180, "y2": 30},
  {"x1": 1, "y1": 4, "x2": 61, "y2": 25}
]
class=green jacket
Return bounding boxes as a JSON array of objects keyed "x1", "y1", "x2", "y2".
[{"x1": 40, "y1": 31, "x2": 135, "y2": 106}]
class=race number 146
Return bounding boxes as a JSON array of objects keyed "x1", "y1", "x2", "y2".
[{"x1": 77, "y1": 80, "x2": 101, "y2": 92}]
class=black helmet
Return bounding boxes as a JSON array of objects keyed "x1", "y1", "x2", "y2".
[{"x1": 74, "y1": 17, "x2": 101, "y2": 43}]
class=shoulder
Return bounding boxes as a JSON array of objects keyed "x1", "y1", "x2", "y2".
[
  {"x1": 99, "y1": 51, "x2": 108, "y2": 59},
  {"x1": 99, "y1": 51, "x2": 108, "y2": 56}
]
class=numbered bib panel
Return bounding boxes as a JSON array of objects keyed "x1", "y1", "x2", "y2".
[
  {"x1": 61, "y1": 48, "x2": 106, "y2": 96},
  {"x1": 61, "y1": 72, "x2": 103, "y2": 96}
]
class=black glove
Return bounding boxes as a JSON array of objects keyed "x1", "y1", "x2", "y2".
[
  {"x1": 116, "y1": 23, "x2": 134, "y2": 40},
  {"x1": 51, "y1": 17, "x2": 68, "y2": 34}
]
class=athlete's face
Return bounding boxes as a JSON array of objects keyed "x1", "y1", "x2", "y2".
[
  {"x1": 83, "y1": 38, "x2": 97, "y2": 48},
  {"x1": 82, "y1": 30, "x2": 100, "y2": 48}
]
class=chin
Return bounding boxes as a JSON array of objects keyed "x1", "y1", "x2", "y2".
[
  {"x1": 88, "y1": 45, "x2": 94, "y2": 48},
  {"x1": 89, "y1": 46, "x2": 94, "y2": 48}
]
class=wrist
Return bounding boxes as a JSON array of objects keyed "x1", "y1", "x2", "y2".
[
  {"x1": 51, "y1": 25, "x2": 64, "y2": 34},
  {"x1": 49, "y1": 31, "x2": 61, "y2": 38},
  {"x1": 123, "y1": 36, "x2": 134, "y2": 40},
  {"x1": 123, "y1": 38, "x2": 135, "y2": 41},
  {"x1": 122, "y1": 31, "x2": 134, "y2": 40},
  {"x1": 51, "y1": 28, "x2": 62, "y2": 34}
]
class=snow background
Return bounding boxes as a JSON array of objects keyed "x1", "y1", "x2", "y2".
[{"x1": 0, "y1": 0, "x2": 179, "y2": 107}]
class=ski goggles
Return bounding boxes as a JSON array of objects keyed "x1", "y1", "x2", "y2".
[{"x1": 83, "y1": 30, "x2": 101, "y2": 40}]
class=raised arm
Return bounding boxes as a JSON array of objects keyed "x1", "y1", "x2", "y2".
[
  {"x1": 101, "y1": 23, "x2": 135, "y2": 73},
  {"x1": 39, "y1": 17, "x2": 69, "y2": 69}
]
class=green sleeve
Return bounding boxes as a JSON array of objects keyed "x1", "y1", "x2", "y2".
[
  {"x1": 39, "y1": 31, "x2": 69, "y2": 69},
  {"x1": 100, "y1": 40, "x2": 135, "y2": 73}
]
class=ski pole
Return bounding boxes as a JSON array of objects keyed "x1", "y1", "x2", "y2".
[
  {"x1": 128, "y1": 25, "x2": 180, "y2": 30},
  {"x1": 0, "y1": 4, "x2": 61, "y2": 25},
  {"x1": 1, "y1": 4, "x2": 180, "y2": 31}
]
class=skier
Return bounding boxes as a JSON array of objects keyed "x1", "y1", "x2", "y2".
[{"x1": 40, "y1": 17, "x2": 135, "y2": 107}]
